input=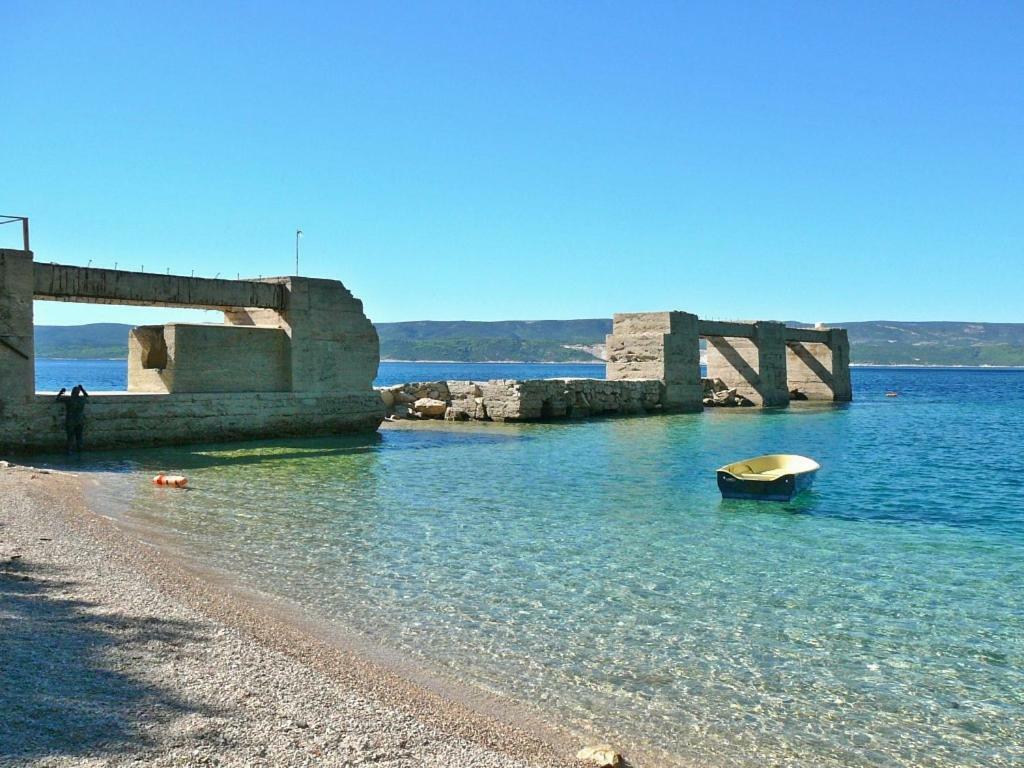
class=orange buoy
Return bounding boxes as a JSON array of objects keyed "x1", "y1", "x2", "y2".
[{"x1": 153, "y1": 473, "x2": 188, "y2": 488}]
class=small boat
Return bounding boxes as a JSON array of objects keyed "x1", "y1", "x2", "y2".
[{"x1": 717, "y1": 454, "x2": 820, "y2": 502}]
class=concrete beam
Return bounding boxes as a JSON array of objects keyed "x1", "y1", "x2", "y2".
[
  {"x1": 697, "y1": 319, "x2": 757, "y2": 339},
  {"x1": 33, "y1": 263, "x2": 286, "y2": 310},
  {"x1": 783, "y1": 327, "x2": 833, "y2": 344},
  {"x1": 698, "y1": 321, "x2": 833, "y2": 344}
]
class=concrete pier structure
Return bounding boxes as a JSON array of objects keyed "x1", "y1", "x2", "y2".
[
  {"x1": 605, "y1": 311, "x2": 703, "y2": 412},
  {"x1": 607, "y1": 312, "x2": 851, "y2": 409},
  {"x1": 702, "y1": 320, "x2": 790, "y2": 407},
  {"x1": 2, "y1": 242, "x2": 854, "y2": 450},
  {"x1": 0, "y1": 248, "x2": 383, "y2": 453},
  {"x1": 785, "y1": 328, "x2": 852, "y2": 401}
]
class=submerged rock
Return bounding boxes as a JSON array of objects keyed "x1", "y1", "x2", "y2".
[{"x1": 576, "y1": 744, "x2": 623, "y2": 767}]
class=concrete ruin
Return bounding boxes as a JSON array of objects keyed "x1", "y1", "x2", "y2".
[
  {"x1": 606, "y1": 311, "x2": 852, "y2": 410},
  {"x1": 379, "y1": 313, "x2": 851, "y2": 423},
  {"x1": 0, "y1": 248, "x2": 383, "y2": 452},
  {"x1": 1, "y1": 246, "x2": 852, "y2": 451}
]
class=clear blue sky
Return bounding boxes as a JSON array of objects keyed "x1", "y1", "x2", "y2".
[{"x1": 5, "y1": 1, "x2": 1022, "y2": 326}]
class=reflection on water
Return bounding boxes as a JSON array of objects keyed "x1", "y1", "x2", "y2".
[{"x1": 60, "y1": 368, "x2": 1024, "y2": 767}]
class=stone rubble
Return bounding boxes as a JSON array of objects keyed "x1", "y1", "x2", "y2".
[
  {"x1": 380, "y1": 376, "x2": 767, "y2": 421},
  {"x1": 380, "y1": 379, "x2": 665, "y2": 422},
  {"x1": 701, "y1": 377, "x2": 754, "y2": 408}
]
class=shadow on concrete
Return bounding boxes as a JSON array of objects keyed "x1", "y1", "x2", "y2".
[
  {"x1": 0, "y1": 554, "x2": 216, "y2": 763},
  {"x1": 705, "y1": 336, "x2": 762, "y2": 399},
  {"x1": 787, "y1": 341, "x2": 835, "y2": 391}
]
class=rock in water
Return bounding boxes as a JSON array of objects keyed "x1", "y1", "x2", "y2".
[
  {"x1": 412, "y1": 397, "x2": 448, "y2": 417},
  {"x1": 576, "y1": 744, "x2": 623, "y2": 767}
]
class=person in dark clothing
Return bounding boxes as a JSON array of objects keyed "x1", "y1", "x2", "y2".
[{"x1": 56, "y1": 384, "x2": 89, "y2": 453}]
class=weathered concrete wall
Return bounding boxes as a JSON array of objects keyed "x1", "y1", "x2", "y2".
[
  {"x1": 269, "y1": 278, "x2": 379, "y2": 393},
  {"x1": 705, "y1": 321, "x2": 790, "y2": 407},
  {"x1": 381, "y1": 378, "x2": 665, "y2": 422},
  {"x1": 2, "y1": 392, "x2": 383, "y2": 453},
  {"x1": 0, "y1": 250, "x2": 35, "y2": 406},
  {"x1": 605, "y1": 311, "x2": 702, "y2": 412},
  {"x1": 786, "y1": 329, "x2": 852, "y2": 401},
  {"x1": 128, "y1": 324, "x2": 290, "y2": 394},
  {"x1": 479, "y1": 379, "x2": 663, "y2": 421},
  {"x1": 33, "y1": 263, "x2": 284, "y2": 310},
  {"x1": 1, "y1": 252, "x2": 384, "y2": 453}
]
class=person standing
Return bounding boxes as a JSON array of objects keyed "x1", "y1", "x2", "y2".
[{"x1": 56, "y1": 384, "x2": 89, "y2": 453}]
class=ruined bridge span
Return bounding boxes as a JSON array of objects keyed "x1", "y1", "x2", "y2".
[
  {"x1": 32, "y1": 262, "x2": 288, "y2": 310},
  {"x1": 1, "y1": 249, "x2": 383, "y2": 452},
  {"x1": 384, "y1": 313, "x2": 851, "y2": 423},
  {"x1": 1, "y1": 248, "x2": 851, "y2": 452},
  {"x1": 609, "y1": 311, "x2": 851, "y2": 410}
]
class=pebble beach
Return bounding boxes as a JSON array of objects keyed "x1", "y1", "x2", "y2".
[{"x1": 0, "y1": 466, "x2": 580, "y2": 768}]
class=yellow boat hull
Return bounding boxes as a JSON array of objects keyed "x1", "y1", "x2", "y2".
[{"x1": 717, "y1": 454, "x2": 820, "y2": 502}]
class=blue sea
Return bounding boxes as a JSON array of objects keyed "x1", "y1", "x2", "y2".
[
  {"x1": 34, "y1": 358, "x2": 606, "y2": 392},
  {"x1": 34, "y1": 359, "x2": 1024, "y2": 767}
]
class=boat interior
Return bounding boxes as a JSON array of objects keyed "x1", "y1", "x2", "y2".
[{"x1": 719, "y1": 454, "x2": 820, "y2": 481}]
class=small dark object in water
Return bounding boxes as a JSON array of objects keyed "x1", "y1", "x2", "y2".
[{"x1": 789, "y1": 388, "x2": 808, "y2": 401}]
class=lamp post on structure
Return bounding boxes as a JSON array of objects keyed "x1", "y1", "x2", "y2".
[{"x1": 295, "y1": 229, "x2": 303, "y2": 275}]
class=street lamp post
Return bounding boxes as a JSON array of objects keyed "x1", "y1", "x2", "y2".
[{"x1": 295, "y1": 229, "x2": 303, "y2": 275}]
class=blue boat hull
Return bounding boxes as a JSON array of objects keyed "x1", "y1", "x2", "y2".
[{"x1": 717, "y1": 469, "x2": 817, "y2": 502}]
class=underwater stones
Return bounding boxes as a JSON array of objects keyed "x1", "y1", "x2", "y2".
[{"x1": 576, "y1": 744, "x2": 623, "y2": 767}]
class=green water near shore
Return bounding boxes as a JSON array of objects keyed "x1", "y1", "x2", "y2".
[{"x1": 75, "y1": 368, "x2": 1023, "y2": 767}]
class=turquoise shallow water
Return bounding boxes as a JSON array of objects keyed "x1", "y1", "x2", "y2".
[{"x1": 57, "y1": 367, "x2": 1024, "y2": 767}]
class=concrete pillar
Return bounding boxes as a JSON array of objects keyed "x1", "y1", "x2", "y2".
[
  {"x1": 786, "y1": 328, "x2": 852, "y2": 401},
  {"x1": 605, "y1": 311, "x2": 702, "y2": 412},
  {"x1": 238, "y1": 277, "x2": 380, "y2": 393},
  {"x1": 705, "y1": 321, "x2": 789, "y2": 407},
  {"x1": 0, "y1": 249, "x2": 35, "y2": 405}
]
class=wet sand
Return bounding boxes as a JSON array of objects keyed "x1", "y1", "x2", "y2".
[{"x1": 0, "y1": 465, "x2": 584, "y2": 767}]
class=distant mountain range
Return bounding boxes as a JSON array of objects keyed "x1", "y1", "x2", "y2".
[{"x1": 33, "y1": 320, "x2": 1024, "y2": 367}]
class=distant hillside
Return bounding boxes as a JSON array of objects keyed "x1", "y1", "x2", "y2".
[
  {"x1": 34, "y1": 323, "x2": 134, "y2": 359},
  {"x1": 33, "y1": 320, "x2": 1024, "y2": 366},
  {"x1": 376, "y1": 319, "x2": 611, "y2": 362},
  {"x1": 797, "y1": 321, "x2": 1024, "y2": 366}
]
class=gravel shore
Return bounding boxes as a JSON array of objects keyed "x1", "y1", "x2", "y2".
[{"x1": 0, "y1": 466, "x2": 580, "y2": 767}]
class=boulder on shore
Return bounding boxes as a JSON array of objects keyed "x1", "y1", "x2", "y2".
[{"x1": 413, "y1": 398, "x2": 447, "y2": 417}]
